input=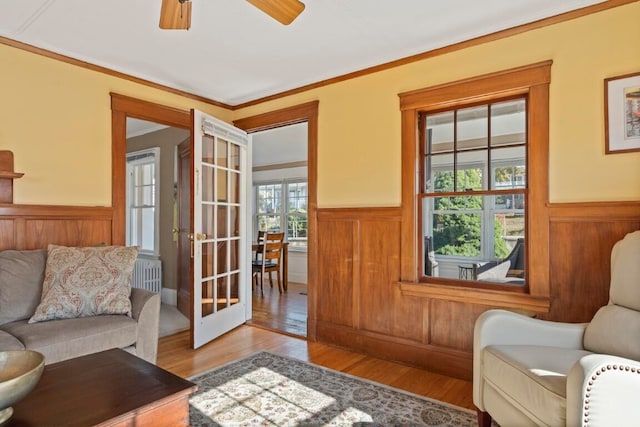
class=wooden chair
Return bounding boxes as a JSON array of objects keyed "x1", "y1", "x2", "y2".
[
  {"x1": 254, "y1": 230, "x2": 267, "y2": 263},
  {"x1": 252, "y1": 232, "x2": 285, "y2": 295}
]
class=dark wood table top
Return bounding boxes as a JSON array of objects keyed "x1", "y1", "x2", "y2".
[{"x1": 9, "y1": 348, "x2": 197, "y2": 427}]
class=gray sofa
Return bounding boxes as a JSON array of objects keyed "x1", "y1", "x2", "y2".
[{"x1": 0, "y1": 249, "x2": 161, "y2": 364}]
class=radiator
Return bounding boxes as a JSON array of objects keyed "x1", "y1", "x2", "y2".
[{"x1": 131, "y1": 258, "x2": 162, "y2": 293}]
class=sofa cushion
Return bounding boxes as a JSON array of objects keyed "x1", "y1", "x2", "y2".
[
  {"x1": 583, "y1": 304, "x2": 640, "y2": 360},
  {"x1": 482, "y1": 345, "x2": 592, "y2": 426},
  {"x1": 0, "y1": 249, "x2": 47, "y2": 326},
  {"x1": 2, "y1": 315, "x2": 138, "y2": 364},
  {"x1": 30, "y1": 245, "x2": 138, "y2": 323},
  {"x1": 0, "y1": 329, "x2": 26, "y2": 351}
]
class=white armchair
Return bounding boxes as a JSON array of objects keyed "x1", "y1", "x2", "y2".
[{"x1": 473, "y1": 231, "x2": 640, "y2": 426}]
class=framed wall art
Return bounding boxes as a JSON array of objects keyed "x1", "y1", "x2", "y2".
[{"x1": 605, "y1": 71, "x2": 640, "y2": 154}]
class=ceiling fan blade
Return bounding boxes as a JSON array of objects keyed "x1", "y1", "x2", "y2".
[
  {"x1": 159, "y1": 0, "x2": 192, "y2": 30},
  {"x1": 246, "y1": 0, "x2": 305, "y2": 25}
]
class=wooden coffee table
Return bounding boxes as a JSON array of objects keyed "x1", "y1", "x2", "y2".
[{"x1": 9, "y1": 348, "x2": 197, "y2": 426}]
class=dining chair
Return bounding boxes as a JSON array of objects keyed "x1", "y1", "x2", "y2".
[
  {"x1": 254, "y1": 230, "x2": 267, "y2": 263},
  {"x1": 252, "y1": 232, "x2": 285, "y2": 296}
]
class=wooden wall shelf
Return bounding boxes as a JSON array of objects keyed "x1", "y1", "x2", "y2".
[
  {"x1": 0, "y1": 171, "x2": 24, "y2": 179},
  {"x1": 0, "y1": 151, "x2": 24, "y2": 204}
]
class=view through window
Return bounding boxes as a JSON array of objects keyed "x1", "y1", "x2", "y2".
[
  {"x1": 421, "y1": 98, "x2": 526, "y2": 285},
  {"x1": 256, "y1": 180, "x2": 308, "y2": 249}
]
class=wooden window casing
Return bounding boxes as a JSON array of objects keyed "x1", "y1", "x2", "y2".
[{"x1": 399, "y1": 61, "x2": 552, "y2": 312}]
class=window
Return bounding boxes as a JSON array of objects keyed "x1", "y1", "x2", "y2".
[
  {"x1": 422, "y1": 99, "x2": 526, "y2": 283},
  {"x1": 255, "y1": 180, "x2": 308, "y2": 249},
  {"x1": 126, "y1": 148, "x2": 160, "y2": 256},
  {"x1": 399, "y1": 61, "x2": 552, "y2": 300}
]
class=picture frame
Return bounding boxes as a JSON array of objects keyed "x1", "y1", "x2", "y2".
[{"x1": 605, "y1": 71, "x2": 640, "y2": 154}]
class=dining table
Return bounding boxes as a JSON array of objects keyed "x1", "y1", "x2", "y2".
[{"x1": 252, "y1": 241, "x2": 289, "y2": 291}]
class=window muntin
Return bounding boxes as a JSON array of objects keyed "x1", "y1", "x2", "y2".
[
  {"x1": 255, "y1": 180, "x2": 308, "y2": 250},
  {"x1": 420, "y1": 98, "x2": 527, "y2": 285},
  {"x1": 126, "y1": 148, "x2": 160, "y2": 256}
]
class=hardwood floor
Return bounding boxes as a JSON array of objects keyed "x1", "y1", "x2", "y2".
[
  {"x1": 156, "y1": 325, "x2": 474, "y2": 411},
  {"x1": 249, "y1": 281, "x2": 308, "y2": 337}
]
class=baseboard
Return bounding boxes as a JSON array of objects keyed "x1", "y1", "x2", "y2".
[
  {"x1": 161, "y1": 288, "x2": 177, "y2": 306},
  {"x1": 315, "y1": 320, "x2": 472, "y2": 380},
  {"x1": 288, "y1": 272, "x2": 307, "y2": 284}
]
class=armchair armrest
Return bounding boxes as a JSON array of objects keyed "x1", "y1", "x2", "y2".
[
  {"x1": 130, "y1": 287, "x2": 161, "y2": 364},
  {"x1": 473, "y1": 309, "x2": 588, "y2": 409},
  {"x1": 474, "y1": 309, "x2": 587, "y2": 350},
  {"x1": 567, "y1": 354, "x2": 640, "y2": 427}
]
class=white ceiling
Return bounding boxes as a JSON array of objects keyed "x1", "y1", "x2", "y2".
[
  {"x1": 126, "y1": 118, "x2": 168, "y2": 138},
  {"x1": 1, "y1": 0, "x2": 605, "y2": 106},
  {"x1": 253, "y1": 122, "x2": 307, "y2": 167}
]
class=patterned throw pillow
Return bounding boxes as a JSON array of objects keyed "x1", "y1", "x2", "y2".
[{"x1": 29, "y1": 245, "x2": 139, "y2": 323}]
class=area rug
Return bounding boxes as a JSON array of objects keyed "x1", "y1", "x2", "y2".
[{"x1": 188, "y1": 351, "x2": 477, "y2": 426}]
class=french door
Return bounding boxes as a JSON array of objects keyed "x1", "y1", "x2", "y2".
[{"x1": 191, "y1": 110, "x2": 251, "y2": 349}]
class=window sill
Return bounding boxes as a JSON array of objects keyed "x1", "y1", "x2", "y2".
[{"x1": 399, "y1": 281, "x2": 549, "y2": 313}]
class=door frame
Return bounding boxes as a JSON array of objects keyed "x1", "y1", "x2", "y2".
[
  {"x1": 111, "y1": 93, "x2": 191, "y2": 245},
  {"x1": 234, "y1": 101, "x2": 319, "y2": 341},
  {"x1": 111, "y1": 93, "x2": 192, "y2": 329}
]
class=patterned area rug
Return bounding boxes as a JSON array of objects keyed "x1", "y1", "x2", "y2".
[{"x1": 189, "y1": 351, "x2": 477, "y2": 426}]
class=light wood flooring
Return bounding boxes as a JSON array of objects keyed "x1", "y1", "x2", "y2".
[
  {"x1": 157, "y1": 325, "x2": 474, "y2": 411},
  {"x1": 248, "y1": 281, "x2": 308, "y2": 337}
]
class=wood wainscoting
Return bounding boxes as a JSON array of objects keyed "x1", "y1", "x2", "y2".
[
  {"x1": 545, "y1": 202, "x2": 640, "y2": 323},
  {"x1": 0, "y1": 204, "x2": 113, "y2": 250},
  {"x1": 313, "y1": 201, "x2": 640, "y2": 380},
  {"x1": 1, "y1": 200, "x2": 638, "y2": 381}
]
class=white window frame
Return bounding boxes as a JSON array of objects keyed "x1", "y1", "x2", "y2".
[
  {"x1": 126, "y1": 147, "x2": 160, "y2": 257},
  {"x1": 254, "y1": 179, "x2": 308, "y2": 251}
]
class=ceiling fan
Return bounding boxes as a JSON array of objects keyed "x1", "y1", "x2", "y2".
[{"x1": 159, "y1": 0, "x2": 306, "y2": 30}]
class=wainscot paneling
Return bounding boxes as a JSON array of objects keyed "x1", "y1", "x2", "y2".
[
  {"x1": 315, "y1": 207, "x2": 469, "y2": 378},
  {"x1": 0, "y1": 219, "x2": 15, "y2": 251},
  {"x1": 0, "y1": 204, "x2": 113, "y2": 250},
  {"x1": 316, "y1": 219, "x2": 355, "y2": 328},
  {"x1": 314, "y1": 201, "x2": 640, "y2": 380},
  {"x1": 544, "y1": 202, "x2": 640, "y2": 323}
]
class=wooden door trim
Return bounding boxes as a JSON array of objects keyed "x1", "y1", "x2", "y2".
[
  {"x1": 110, "y1": 93, "x2": 190, "y2": 244},
  {"x1": 234, "y1": 100, "x2": 319, "y2": 341},
  {"x1": 397, "y1": 62, "x2": 551, "y2": 302}
]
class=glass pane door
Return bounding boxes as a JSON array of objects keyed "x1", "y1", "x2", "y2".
[{"x1": 192, "y1": 110, "x2": 250, "y2": 349}]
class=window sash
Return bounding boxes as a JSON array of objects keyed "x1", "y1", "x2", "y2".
[
  {"x1": 419, "y1": 97, "x2": 527, "y2": 284},
  {"x1": 255, "y1": 180, "x2": 308, "y2": 249},
  {"x1": 126, "y1": 148, "x2": 160, "y2": 256}
]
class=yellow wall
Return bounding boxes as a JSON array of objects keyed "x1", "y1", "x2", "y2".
[
  {"x1": 0, "y1": 44, "x2": 231, "y2": 206},
  {"x1": 234, "y1": 2, "x2": 640, "y2": 206},
  {"x1": 1, "y1": 3, "x2": 638, "y2": 207}
]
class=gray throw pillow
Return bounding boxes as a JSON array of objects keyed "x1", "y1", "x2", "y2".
[{"x1": 0, "y1": 249, "x2": 47, "y2": 325}]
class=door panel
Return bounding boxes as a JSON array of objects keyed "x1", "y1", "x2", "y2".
[{"x1": 192, "y1": 110, "x2": 251, "y2": 349}]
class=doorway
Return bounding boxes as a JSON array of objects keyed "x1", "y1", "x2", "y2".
[
  {"x1": 250, "y1": 123, "x2": 308, "y2": 337},
  {"x1": 113, "y1": 95, "x2": 319, "y2": 342},
  {"x1": 125, "y1": 118, "x2": 190, "y2": 337},
  {"x1": 234, "y1": 101, "x2": 319, "y2": 341}
]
